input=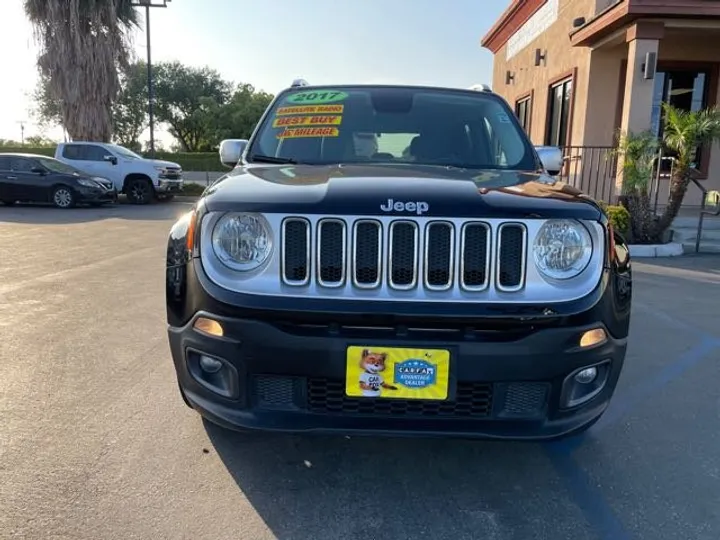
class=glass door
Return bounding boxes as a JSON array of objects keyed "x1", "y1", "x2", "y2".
[{"x1": 650, "y1": 69, "x2": 709, "y2": 172}]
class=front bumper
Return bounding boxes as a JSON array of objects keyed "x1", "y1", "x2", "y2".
[
  {"x1": 157, "y1": 179, "x2": 184, "y2": 193},
  {"x1": 168, "y1": 310, "x2": 627, "y2": 440},
  {"x1": 76, "y1": 186, "x2": 117, "y2": 203}
]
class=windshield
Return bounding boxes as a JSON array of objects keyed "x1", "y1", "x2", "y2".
[
  {"x1": 247, "y1": 86, "x2": 538, "y2": 170},
  {"x1": 106, "y1": 144, "x2": 142, "y2": 160},
  {"x1": 37, "y1": 157, "x2": 83, "y2": 175}
]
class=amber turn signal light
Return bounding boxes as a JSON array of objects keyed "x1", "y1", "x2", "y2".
[
  {"x1": 579, "y1": 328, "x2": 607, "y2": 348},
  {"x1": 194, "y1": 317, "x2": 224, "y2": 337}
]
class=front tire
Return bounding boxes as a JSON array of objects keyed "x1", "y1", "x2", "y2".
[
  {"x1": 52, "y1": 186, "x2": 75, "y2": 209},
  {"x1": 127, "y1": 178, "x2": 153, "y2": 205}
]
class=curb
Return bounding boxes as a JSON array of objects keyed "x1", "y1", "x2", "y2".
[{"x1": 628, "y1": 242, "x2": 684, "y2": 258}]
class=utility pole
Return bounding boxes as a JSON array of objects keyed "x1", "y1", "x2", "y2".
[
  {"x1": 131, "y1": 0, "x2": 171, "y2": 158},
  {"x1": 16, "y1": 121, "x2": 26, "y2": 146}
]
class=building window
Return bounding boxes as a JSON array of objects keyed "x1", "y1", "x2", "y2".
[
  {"x1": 545, "y1": 77, "x2": 573, "y2": 147},
  {"x1": 651, "y1": 68, "x2": 711, "y2": 173},
  {"x1": 515, "y1": 96, "x2": 532, "y2": 135}
]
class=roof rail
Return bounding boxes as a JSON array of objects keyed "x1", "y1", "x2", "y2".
[
  {"x1": 469, "y1": 83, "x2": 492, "y2": 92},
  {"x1": 291, "y1": 78, "x2": 309, "y2": 88}
]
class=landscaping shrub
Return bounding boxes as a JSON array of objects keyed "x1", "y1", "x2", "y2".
[
  {"x1": 181, "y1": 183, "x2": 207, "y2": 196},
  {"x1": 599, "y1": 202, "x2": 630, "y2": 236}
]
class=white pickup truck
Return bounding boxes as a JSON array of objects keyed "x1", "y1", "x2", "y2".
[{"x1": 54, "y1": 142, "x2": 184, "y2": 204}]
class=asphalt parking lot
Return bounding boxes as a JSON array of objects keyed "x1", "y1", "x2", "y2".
[{"x1": 2, "y1": 202, "x2": 720, "y2": 540}]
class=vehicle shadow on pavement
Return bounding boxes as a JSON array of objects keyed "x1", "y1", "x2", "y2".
[
  {"x1": 0, "y1": 199, "x2": 195, "y2": 224},
  {"x1": 204, "y1": 421, "x2": 595, "y2": 540}
]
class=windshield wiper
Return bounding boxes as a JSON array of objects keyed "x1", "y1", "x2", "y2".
[{"x1": 248, "y1": 154, "x2": 297, "y2": 164}]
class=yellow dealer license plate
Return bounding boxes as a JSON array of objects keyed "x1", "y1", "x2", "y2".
[{"x1": 345, "y1": 346, "x2": 450, "y2": 400}]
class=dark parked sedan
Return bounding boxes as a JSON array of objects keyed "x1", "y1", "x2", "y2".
[{"x1": 0, "y1": 153, "x2": 117, "y2": 208}]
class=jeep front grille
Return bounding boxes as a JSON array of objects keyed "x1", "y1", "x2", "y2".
[{"x1": 281, "y1": 217, "x2": 527, "y2": 293}]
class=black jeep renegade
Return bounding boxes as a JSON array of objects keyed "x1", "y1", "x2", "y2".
[{"x1": 165, "y1": 83, "x2": 632, "y2": 440}]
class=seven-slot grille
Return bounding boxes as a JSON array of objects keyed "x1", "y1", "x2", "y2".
[{"x1": 281, "y1": 218, "x2": 527, "y2": 292}]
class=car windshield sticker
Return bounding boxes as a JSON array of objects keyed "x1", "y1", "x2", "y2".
[
  {"x1": 272, "y1": 115, "x2": 343, "y2": 128},
  {"x1": 285, "y1": 90, "x2": 349, "y2": 104},
  {"x1": 277, "y1": 127, "x2": 339, "y2": 139},
  {"x1": 276, "y1": 105, "x2": 344, "y2": 116},
  {"x1": 497, "y1": 113, "x2": 511, "y2": 123}
]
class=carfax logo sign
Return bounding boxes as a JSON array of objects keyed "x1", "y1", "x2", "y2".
[{"x1": 394, "y1": 359, "x2": 437, "y2": 389}]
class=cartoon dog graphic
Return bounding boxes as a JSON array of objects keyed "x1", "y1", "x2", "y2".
[{"x1": 358, "y1": 349, "x2": 398, "y2": 397}]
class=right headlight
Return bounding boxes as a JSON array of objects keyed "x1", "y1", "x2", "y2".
[
  {"x1": 211, "y1": 212, "x2": 273, "y2": 271},
  {"x1": 533, "y1": 219, "x2": 592, "y2": 280}
]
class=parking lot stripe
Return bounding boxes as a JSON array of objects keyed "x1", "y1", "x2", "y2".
[
  {"x1": 593, "y1": 336, "x2": 720, "y2": 434},
  {"x1": 545, "y1": 443, "x2": 631, "y2": 540}
]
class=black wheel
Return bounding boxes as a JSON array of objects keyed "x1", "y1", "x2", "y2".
[
  {"x1": 52, "y1": 186, "x2": 75, "y2": 209},
  {"x1": 126, "y1": 178, "x2": 153, "y2": 205},
  {"x1": 0, "y1": 200, "x2": 16, "y2": 206}
]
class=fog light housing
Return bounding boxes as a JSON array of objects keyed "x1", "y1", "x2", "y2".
[
  {"x1": 185, "y1": 349, "x2": 240, "y2": 400},
  {"x1": 574, "y1": 367, "x2": 598, "y2": 384},
  {"x1": 560, "y1": 360, "x2": 611, "y2": 409},
  {"x1": 199, "y1": 354, "x2": 223, "y2": 374}
]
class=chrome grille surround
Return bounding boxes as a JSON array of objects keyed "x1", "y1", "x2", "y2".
[
  {"x1": 459, "y1": 221, "x2": 491, "y2": 292},
  {"x1": 388, "y1": 220, "x2": 419, "y2": 291},
  {"x1": 316, "y1": 218, "x2": 347, "y2": 288},
  {"x1": 424, "y1": 221, "x2": 455, "y2": 292},
  {"x1": 199, "y1": 212, "x2": 606, "y2": 305},
  {"x1": 352, "y1": 220, "x2": 383, "y2": 289}
]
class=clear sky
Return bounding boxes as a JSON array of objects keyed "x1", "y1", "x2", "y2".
[{"x1": 0, "y1": 0, "x2": 508, "y2": 145}]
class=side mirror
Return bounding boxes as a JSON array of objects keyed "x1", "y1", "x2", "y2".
[
  {"x1": 535, "y1": 146, "x2": 564, "y2": 176},
  {"x1": 103, "y1": 155, "x2": 118, "y2": 166},
  {"x1": 31, "y1": 166, "x2": 46, "y2": 175},
  {"x1": 219, "y1": 139, "x2": 248, "y2": 169}
]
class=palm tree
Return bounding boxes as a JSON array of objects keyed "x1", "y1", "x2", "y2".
[
  {"x1": 615, "y1": 130, "x2": 660, "y2": 243},
  {"x1": 654, "y1": 103, "x2": 720, "y2": 234},
  {"x1": 25, "y1": 0, "x2": 139, "y2": 142}
]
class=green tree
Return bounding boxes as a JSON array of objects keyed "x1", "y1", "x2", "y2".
[
  {"x1": 213, "y1": 83, "x2": 274, "y2": 141},
  {"x1": 113, "y1": 61, "x2": 149, "y2": 150},
  {"x1": 615, "y1": 103, "x2": 720, "y2": 243},
  {"x1": 615, "y1": 130, "x2": 660, "y2": 243},
  {"x1": 152, "y1": 61, "x2": 233, "y2": 151},
  {"x1": 24, "y1": 0, "x2": 139, "y2": 141},
  {"x1": 655, "y1": 103, "x2": 720, "y2": 233}
]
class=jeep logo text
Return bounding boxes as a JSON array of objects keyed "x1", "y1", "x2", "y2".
[{"x1": 380, "y1": 199, "x2": 429, "y2": 215}]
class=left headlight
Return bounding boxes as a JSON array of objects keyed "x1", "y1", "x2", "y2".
[
  {"x1": 211, "y1": 212, "x2": 273, "y2": 271},
  {"x1": 77, "y1": 178, "x2": 101, "y2": 188},
  {"x1": 533, "y1": 219, "x2": 592, "y2": 280}
]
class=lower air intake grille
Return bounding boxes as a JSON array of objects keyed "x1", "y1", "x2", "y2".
[
  {"x1": 254, "y1": 375, "x2": 298, "y2": 410},
  {"x1": 307, "y1": 378, "x2": 493, "y2": 418}
]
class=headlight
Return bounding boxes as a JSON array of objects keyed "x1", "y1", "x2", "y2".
[
  {"x1": 77, "y1": 178, "x2": 100, "y2": 188},
  {"x1": 211, "y1": 213, "x2": 273, "y2": 271},
  {"x1": 533, "y1": 219, "x2": 592, "y2": 280}
]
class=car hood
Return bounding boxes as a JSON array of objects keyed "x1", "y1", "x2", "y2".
[
  {"x1": 200, "y1": 163, "x2": 604, "y2": 221},
  {"x1": 148, "y1": 159, "x2": 182, "y2": 169}
]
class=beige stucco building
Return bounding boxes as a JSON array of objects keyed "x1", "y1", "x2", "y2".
[{"x1": 481, "y1": 0, "x2": 720, "y2": 207}]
